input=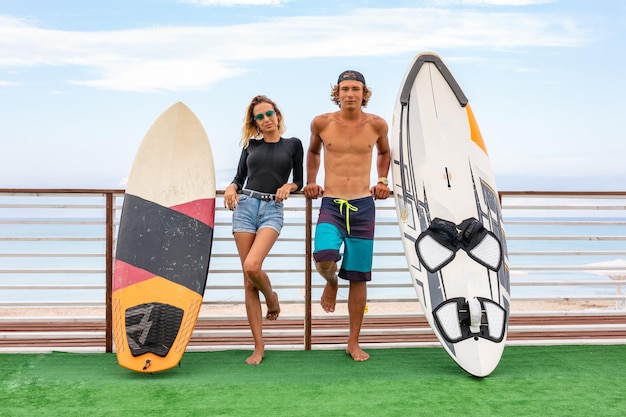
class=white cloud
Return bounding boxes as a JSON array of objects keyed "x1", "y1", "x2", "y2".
[
  {"x1": 70, "y1": 59, "x2": 247, "y2": 92},
  {"x1": 0, "y1": 8, "x2": 585, "y2": 92}
]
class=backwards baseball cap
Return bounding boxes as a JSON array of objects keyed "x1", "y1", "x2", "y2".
[{"x1": 337, "y1": 70, "x2": 366, "y2": 85}]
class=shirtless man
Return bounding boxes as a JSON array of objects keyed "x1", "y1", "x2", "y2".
[{"x1": 303, "y1": 70, "x2": 391, "y2": 361}]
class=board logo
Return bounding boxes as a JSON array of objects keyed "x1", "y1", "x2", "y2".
[
  {"x1": 125, "y1": 302, "x2": 184, "y2": 357},
  {"x1": 126, "y1": 304, "x2": 155, "y2": 350}
]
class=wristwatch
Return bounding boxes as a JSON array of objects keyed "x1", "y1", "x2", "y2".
[{"x1": 377, "y1": 177, "x2": 389, "y2": 186}]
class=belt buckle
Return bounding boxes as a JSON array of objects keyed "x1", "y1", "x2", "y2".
[{"x1": 261, "y1": 194, "x2": 271, "y2": 201}]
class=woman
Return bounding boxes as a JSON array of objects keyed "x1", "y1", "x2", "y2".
[{"x1": 224, "y1": 95, "x2": 303, "y2": 365}]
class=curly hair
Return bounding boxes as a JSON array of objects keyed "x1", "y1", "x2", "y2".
[
  {"x1": 240, "y1": 95, "x2": 286, "y2": 148},
  {"x1": 330, "y1": 84, "x2": 372, "y2": 108}
]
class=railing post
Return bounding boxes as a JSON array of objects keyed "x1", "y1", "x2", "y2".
[
  {"x1": 305, "y1": 197, "x2": 312, "y2": 350},
  {"x1": 105, "y1": 192, "x2": 114, "y2": 353}
]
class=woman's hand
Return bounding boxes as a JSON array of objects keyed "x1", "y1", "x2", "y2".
[
  {"x1": 275, "y1": 184, "x2": 293, "y2": 203},
  {"x1": 223, "y1": 184, "x2": 239, "y2": 211}
]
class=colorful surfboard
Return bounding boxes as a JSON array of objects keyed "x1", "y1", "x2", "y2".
[
  {"x1": 113, "y1": 102, "x2": 216, "y2": 373},
  {"x1": 391, "y1": 53, "x2": 510, "y2": 377}
]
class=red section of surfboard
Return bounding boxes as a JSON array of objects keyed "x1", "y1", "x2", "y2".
[
  {"x1": 170, "y1": 198, "x2": 215, "y2": 228},
  {"x1": 113, "y1": 260, "x2": 156, "y2": 291}
]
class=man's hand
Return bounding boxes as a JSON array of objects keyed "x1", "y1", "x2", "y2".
[
  {"x1": 370, "y1": 183, "x2": 390, "y2": 200},
  {"x1": 304, "y1": 183, "x2": 324, "y2": 199}
]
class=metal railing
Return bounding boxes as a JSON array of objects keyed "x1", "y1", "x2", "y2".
[
  {"x1": 499, "y1": 191, "x2": 626, "y2": 308},
  {"x1": 1, "y1": 189, "x2": 625, "y2": 352}
]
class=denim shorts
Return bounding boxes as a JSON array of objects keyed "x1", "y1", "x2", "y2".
[{"x1": 232, "y1": 194, "x2": 284, "y2": 234}]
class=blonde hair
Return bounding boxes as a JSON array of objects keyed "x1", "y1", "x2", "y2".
[
  {"x1": 240, "y1": 95, "x2": 286, "y2": 148},
  {"x1": 330, "y1": 84, "x2": 372, "y2": 108}
]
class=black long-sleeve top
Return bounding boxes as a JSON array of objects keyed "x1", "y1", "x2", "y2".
[{"x1": 231, "y1": 137, "x2": 304, "y2": 194}]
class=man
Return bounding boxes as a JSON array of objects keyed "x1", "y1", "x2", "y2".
[{"x1": 303, "y1": 70, "x2": 391, "y2": 361}]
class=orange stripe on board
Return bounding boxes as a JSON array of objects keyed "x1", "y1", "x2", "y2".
[{"x1": 467, "y1": 104, "x2": 488, "y2": 156}]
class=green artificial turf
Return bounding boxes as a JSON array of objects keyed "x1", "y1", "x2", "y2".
[{"x1": 1, "y1": 345, "x2": 624, "y2": 417}]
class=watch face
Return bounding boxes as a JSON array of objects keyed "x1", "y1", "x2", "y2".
[{"x1": 379, "y1": 178, "x2": 389, "y2": 185}]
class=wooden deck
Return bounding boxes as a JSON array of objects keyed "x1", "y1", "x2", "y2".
[{"x1": 2, "y1": 312, "x2": 626, "y2": 352}]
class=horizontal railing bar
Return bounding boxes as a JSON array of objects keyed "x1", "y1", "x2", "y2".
[
  {"x1": 0, "y1": 285, "x2": 106, "y2": 290},
  {"x1": 0, "y1": 316, "x2": 105, "y2": 323},
  {"x1": 509, "y1": 310, "x2": 626, "y2": 317},
  {"x1": 22, "y1": 247, "x2": 626, "y2": 258},
  {"x1": 2, "y1": 266, "x2": 624, "y2": 275},
  {"x1": 0, "y1": 237, "x2": 105, "y2": 241},
  {"x1": 509, "y1": 250, "x2": 626, "y2": 256},
  {"x1": 0, "y1": 332, "x2": 106, "y2": 339},
  {"x1": 190, "y1": 328, "x2": 436, "y2": 338},
  {"x1": 0, "y1": 220, "x2": 105, "y2": 225},
  {"x1": 0, "y1": 253, "x2": 104, "y2": 258},
  {"x1": 0, "y1": 283, "x2": 414, "y2": 291},
  {"x1": 213, "y1": 237, "x2": 304, "y2": 242},
  {"x1": 502, "y1": 205, "x2": 626, "y2": 210},
  {"x1": 0, "y1": 252, "x2": 306, "y2": 258},
  {"x1": 214, "y1": 221, "x2": 308, "y2": 227},
  {"x1": 208, "y1": 253, "x2": 306, "y2": 258},
  {"x1": 0, "y1": 189, "x2": 125, "y2": 195},
  {"x1": 507, "y1": 236, "x2": 626, "y2": 240},
  {"x1": 365, "y1": 236, "x2": 402, "y2": 241},
  {"x1": 3, "y1": 189, "x2": 619, "y2": 198},
  {"x1": 504, "y1": 220, "x2": 626, "y2": 226},
  {"x1": 507, "y1": 324, "x2": 626, "y2": 332},
  {"x1": 509, "y1": 265, "x2": 626, "y2": 271},
  {"x1": 25, "y1": 325, "x2": 601, "y2": 340},
  {"x1": 4, "y1": 281, "x2": 626, "y2": 291},
  {"x1": 0, "y1": 204, "x2": 105, "y2": 209},
  {"x1": 0, "y1": 301, "x2": 107, "y2": 307},
  {"x1": 0, "y1": 269, "x2": 324, "y2": 274},
  {"x1": 109, "y1": 323, "x2": 626, "y2": 339},
  {"x1": 202, "y1": 311, "x2": 626, "y2": 321},
  {"x1": 194, "y1": 251, "x2": 404, "y2": 257},
  {"x1": 0, "y1": 299, "x2": 417, "y2": 308},
  {"x1": 0, "y1": 269, "x2": 105, "y2": 274},
  {"x1": 511, "y1": 295, "x2": 626, "y2": 301},
  {"x1": 512, "y1": 280, "x2": 626, "y2": 286},
  {"x1": 1, "y1": 310, "x2": 623, "y2": 323},
  {"x1": 499, "y1": 191, "x2": 626, "y2": 197},
  {"x1": 2, "y1": 295, "x2": 625, "y2": 309}
]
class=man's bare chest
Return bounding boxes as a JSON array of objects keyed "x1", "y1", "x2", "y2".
[{"x1": 321, "y1": 125, "x2": 377, "y2": 153}]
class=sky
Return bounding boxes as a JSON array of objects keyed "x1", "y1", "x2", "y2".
[{"x1": 1, "y1": 0, "x2": 625, "y2": 192}]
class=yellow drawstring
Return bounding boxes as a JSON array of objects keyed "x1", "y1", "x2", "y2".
[{"x1": 333, "y1": 199, "x2": 358, "y2": 234}]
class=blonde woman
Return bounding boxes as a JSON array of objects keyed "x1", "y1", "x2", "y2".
[{"x1": 223, "y1": 95, "x2": 303, "y2": 365}]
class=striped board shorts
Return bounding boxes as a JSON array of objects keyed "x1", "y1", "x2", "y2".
[{"x1": 313, "y1": 196, "x2": 375, "y2": 282}]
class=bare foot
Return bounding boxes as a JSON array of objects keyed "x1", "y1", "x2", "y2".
[
  {"x1": 346, "y1": 345, "x2": 370, "y2": 362},
  {"x1": 266, "y1": 291, "x2": 280, "y2": 320},
  {"x1": 321, "y1": 279, "x2": 338, "y2": 313},
  {"x1": 245, "y1": 349, "x2": 264, "y2": 365}
]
